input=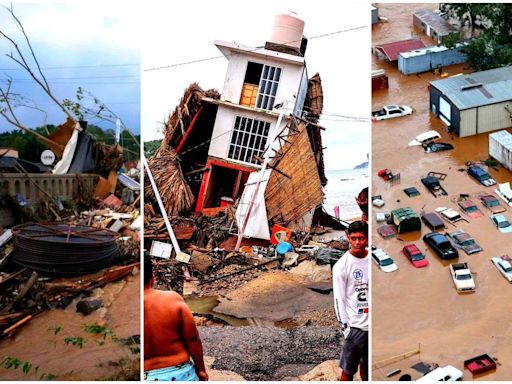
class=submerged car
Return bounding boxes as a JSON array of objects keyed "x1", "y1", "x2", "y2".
[
  {"x1": 457, "y1": 198, "x2": 483, "y2": 219},
  {"x1": 371, "y1": 248, "x2": 398, "y2": 272},
  {"x1": 468, "y1": 165, "x2": 496, "y2": 187},
  {"x1": 417, "y1": 365, "x2": 463, "y2": 382},
  {"x1": 402, "y1": 244, "x2": 429, "y2": 268},
  {"x1": 490, "y1": 214, "x2": 512, "y2": 233},
  {"x1": 408, "y1": 130, "x2": 441, "y2": 146},
  {"x1": 480, "y1": 194, "x2": 506, "y2": 214},
  {"x1": 424, "y1": 142, "x2": 454, "y2": 153},
  {"x1": 372, "y1": 104, "x2": 413, "y2": 121},
  {"x1": 490, "y1": 256, "x2": 512, "y2": 282},
  {"x1": 448, "y1": 229, "x2": 482, "y2": 255},
  {"x1": 423, "y1": 233, "x2": 459, "y2": 260}
]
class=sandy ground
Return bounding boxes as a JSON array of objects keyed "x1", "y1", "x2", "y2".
[
  {"x1": 0, "y1": 273, "x2": 140, "y2": 381},
  {"x1": 372, "y1": 3, "x2": 512, "y2": 381}
]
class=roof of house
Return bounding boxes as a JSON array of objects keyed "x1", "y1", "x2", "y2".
[
  {"x1": 374, "y1": 39, "x2": 426, "y2": 61},
  {"x1": 215, "y1": 40, "x2": 305, "y2": 66},
  {"x1": 413, "y1": 9, "x2": 457, "y2": 36},
  {"x1": 430, "y1": 66, "x2": 512, "y2": 110}
]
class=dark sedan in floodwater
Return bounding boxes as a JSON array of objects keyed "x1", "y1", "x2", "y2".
[
  {"x1": 423, "y1": 233, "x2": 458, "y2": 260},
  {"x1": 423, "y1": 142, "x2": 454, "y2": 153}
]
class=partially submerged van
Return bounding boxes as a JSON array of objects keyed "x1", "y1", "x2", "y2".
[{"x1": 408, "y1": 130, "x2": 441, "y2": 146}]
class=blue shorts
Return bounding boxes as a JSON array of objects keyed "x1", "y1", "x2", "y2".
[{"x1": 144, "y1": 362, "x2": 199, "y2": 381}]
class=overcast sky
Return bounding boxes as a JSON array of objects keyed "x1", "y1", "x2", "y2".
[
  {"x1": 142, "y1": 1, "x2": 370, "y2": 170},
  {"x1": 0, "y1": 2, "x2": 140, "y2": 134}
]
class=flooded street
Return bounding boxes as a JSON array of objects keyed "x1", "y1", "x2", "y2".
[
  {"x1": 372, "y1": 3, "x2": 512, "y2": 381},
  {"x1": 0, "y1": 274, "x2": 140, "y2": 380}
]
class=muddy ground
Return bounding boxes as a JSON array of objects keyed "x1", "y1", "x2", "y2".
[
  {"x1": 0, "y1": 272, "x2": 140, "y2": 381},
  {"x1": 372, "y1": 3, "x2": 512, "y2": 381},
  {"x1": 181, "y1": 256, "x2": 341, "y2": 380},
  {"x1": 200, "y1": 326, "x2": 341, "y2": 381}
]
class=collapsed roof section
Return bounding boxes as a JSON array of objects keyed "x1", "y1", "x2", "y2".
[
  {"x1": 264, "y1": 117, "x2": 324, "y2": 230},
  {"x1": 150, "y1": 74, "x2": 335, "y2": 236},
  {"x1": 303, "y1": 73, "x2": 327, "y2": 186}
]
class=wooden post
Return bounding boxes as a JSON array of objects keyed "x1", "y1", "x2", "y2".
[{"x1": 143, "y1": 157, "x2": 189, "y2": 262}]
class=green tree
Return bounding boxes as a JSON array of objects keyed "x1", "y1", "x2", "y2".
[{"x1": 443, "y1": 3, "x2": 512, "y2": 70}]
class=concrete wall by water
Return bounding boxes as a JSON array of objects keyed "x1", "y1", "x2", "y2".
[{"x1": 459, "y1": 102, "x2": 511, "y2": 137}]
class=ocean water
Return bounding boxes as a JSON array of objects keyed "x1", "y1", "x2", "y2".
[{"x1": 323, "y1": 168, "x2": 369, "y2": 221}]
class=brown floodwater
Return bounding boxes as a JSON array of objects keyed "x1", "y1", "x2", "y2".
[
  {"x1": 0, "y1": 274, "x2": 140, "y2": 381},
  {"x1": 372, "y1": 4, "x2": 512, "y2": 381}
]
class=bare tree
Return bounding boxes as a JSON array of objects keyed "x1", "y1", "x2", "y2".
[{"x1": 0, "y1": 4, "x2": 73, "y2": 120}]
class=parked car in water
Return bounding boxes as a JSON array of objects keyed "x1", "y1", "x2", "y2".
[
  {"x1": 447, "y1": 229, "x2": 482, "y2": 255},
  {"x1": 423, "y1": 233, "x2": 458, "y2": 260},
  {"x1": 417, "y1": 365, "x2": 463, "y2": 382},
  {"x1": 372, "y1": 104, "x2": 413, "y2": 121},
  {"x1": 490, "y1": 214, "x2": 512, "y2": 233},
  {"x1": 402, "y1": 244, "x2": 429, "y2": 268},
  {"x1": 371, "y1": 248, "x2": 398, "y2": 272},
  {"x1": 424, "y1": 142, "x2": 454, "y2": 153},
  {"x1": 479, "y1": 194, "x2": 506, "y2": 214},
  {"x1": 421, "y1": 212, "x2": 446, "y2": 231},
  {"x1": 408, "y1": 130, "x2": 441, "y2": 146},
  {"x1": 457, "y1": 198, "x2": 483, "y2": 219},
  {"x1": 449, "y1": 262, "x2": 476, "y2": 292},
  {"x1": 490, "y1": 256, "x2": 512, "y2": 282},
  {"x1": 468, "y1": 165, "x2": 496, "y2": 187}
]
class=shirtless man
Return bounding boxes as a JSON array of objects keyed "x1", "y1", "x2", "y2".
[
  {"x1": 333, "y1": 220, "x2": 369, "y2": 381},
  {"x1": 144, "y1": 255, "x2": 208, "y2": 381}
]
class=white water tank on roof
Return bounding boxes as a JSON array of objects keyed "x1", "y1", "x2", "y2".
[{"x1": 268, "y1": 12, "x2": 304, "y2": 49}]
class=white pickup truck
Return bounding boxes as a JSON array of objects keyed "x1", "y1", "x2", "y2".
[
  {"x1": 372, "y1": 104, "x2": 413, "y2": 121},
  {"x1": 449, "y1": 262, "x2": 476, "y2": 292}
]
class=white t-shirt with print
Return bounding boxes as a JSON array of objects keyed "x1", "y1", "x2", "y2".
[{"x1": 332, "y1": 252, "x2": 369, "y2": 331}]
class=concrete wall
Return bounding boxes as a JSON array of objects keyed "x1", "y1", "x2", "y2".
[
  {"x1": 459, "y1": 108, "x2": 477, "y2": 137},
  {"x1": 478, "y1": 102, "x2": 512, "y2": 134},
  {"x1": 208, "y1": 105, "x2": 290, "y2": 167},
  {"x1": 457, "y1": 102, "x2": 511, "y2": 137},
  {"x1": 220, "y1": 51, "x2": 304, "y2": 108},
  {"x1": 0, "y1": 174, "x2": 97, "y2": 201},
  {"x1": 399, "y1": 47, "x2": 467, "y2": 75}
]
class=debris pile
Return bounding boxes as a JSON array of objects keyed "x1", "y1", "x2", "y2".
[{"x1": 0, "y1": 118, "x2": 141, "y2": 339}]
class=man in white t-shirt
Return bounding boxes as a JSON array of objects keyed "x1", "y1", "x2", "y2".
[{"x1": 332, "y1": 220, "x2": 368, "y2": 381}]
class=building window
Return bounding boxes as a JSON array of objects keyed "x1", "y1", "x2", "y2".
[
  {"x1": 240, "y1": 62, "x2": 262, "y2": 108},
  {"x1": 240, "y1": 62, "x2": 282, "y2": 110},
  {"x1": 257, "y1": 65, "x2": 281, "y2": 110},
  {"x1": 228, "y1": 116, "x2": 270, "y2": 165}
]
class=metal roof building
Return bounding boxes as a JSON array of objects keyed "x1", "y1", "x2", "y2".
[
  {"x1": 413, "y1": 9, "x2": 457, "y2": 44},
  {"x1": 398, "y1": 44, "x2": 467, "y2": 75},
  {"x1": 374, "y1": 39, "x2": 426, "y2": 61},
  {"x1": 429, "y1": 66, "x2": 512, "y2": 137}
]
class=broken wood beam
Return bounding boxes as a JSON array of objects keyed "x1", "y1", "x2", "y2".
[
  {"x1": 0, "y1": 268, "x2": 28, "y2": 288},
  {"x1": 2, "y1": 315, "x2": 32, "y2": 335},
  {"x1": 183, "y1": 166, "x2": 209, "y2": 176},
  {"x1": 12, "y1": 271, "x2": 38, "y2": 306},
  {"x1": 198, "y1": 257, "x2": 281, "y2": 286}
]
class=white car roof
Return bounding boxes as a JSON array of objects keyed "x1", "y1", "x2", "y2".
[
  {"x1": 416, "y1": 130, "x2": 441, "y2": 142},
  {"x1": 436, "y1": 207, "x2": 460, "y2": 219},
  {"x1": 417, "y1": 365, "x2": 463, "y2": 382},
  {"x1": 372, "y1": 249, "x2": 391, "y2": 260}
]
